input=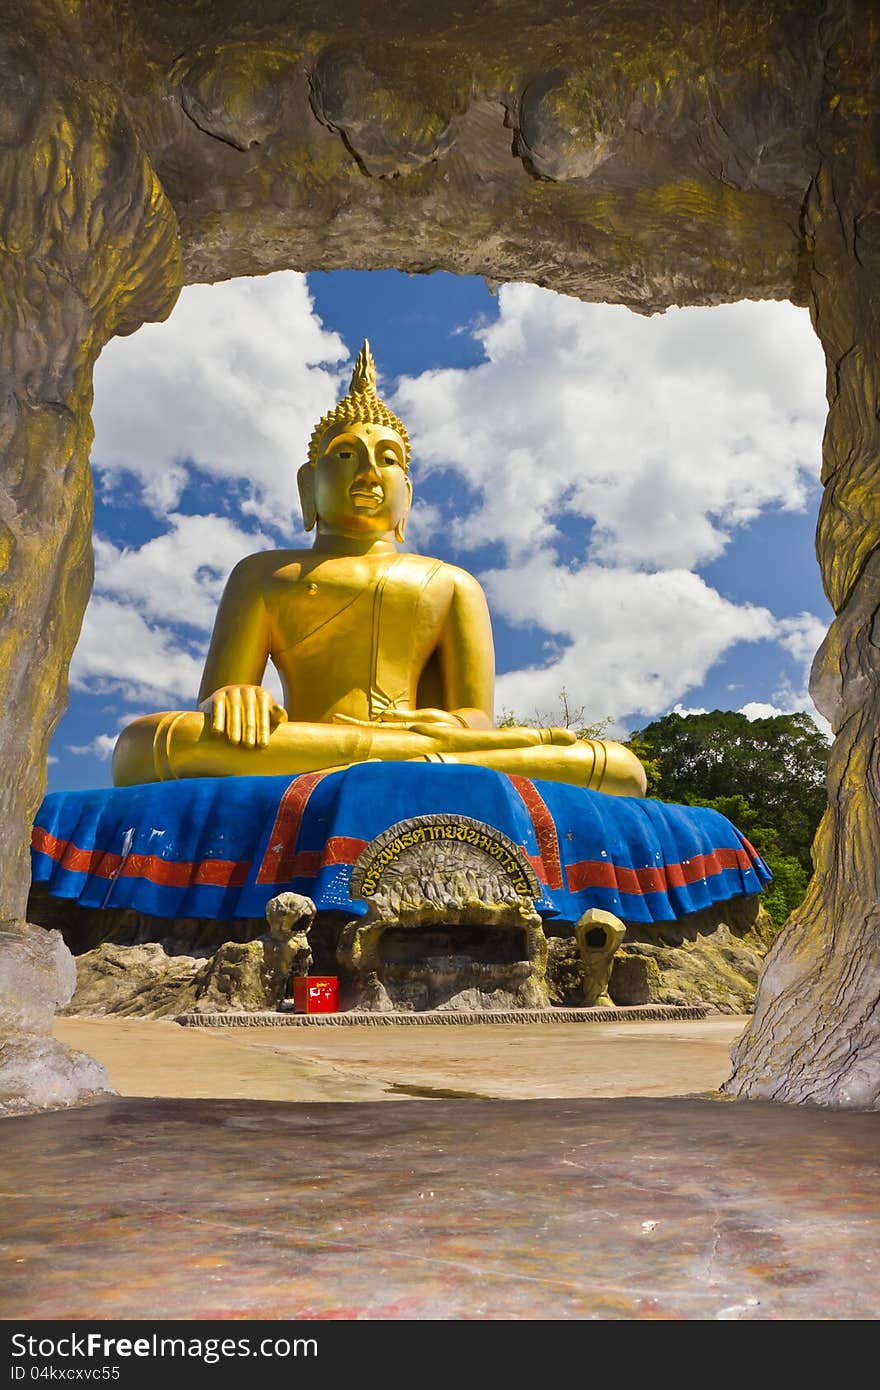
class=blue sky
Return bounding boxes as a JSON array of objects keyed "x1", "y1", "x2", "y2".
[{"x1": 48, "y1": 269, "x2": 831, "y2": 791}]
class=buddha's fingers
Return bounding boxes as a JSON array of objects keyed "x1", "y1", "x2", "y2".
[
  {"x1": 334, "y1": 712, "x2": 453, "y2": 728},
  {"x1": 256, "y1": 689, "x2": 269, "y2": 747},
  {"x1": 243, "y1": 686, "x2": 258, "y2": 748},
  {"x1": 335, "y1": 715, "x2": 555, "y2": 751},
  {"x1": 368, "y1": 707, "x2": 459, "y2": 726},
  {"x1": 259, "y1": 695, "x2": 287, "y2": 746},
  {"x1": 211, "y1": 693, "x2": 226, "y2": 736},
  {"x1": 227, "y1": 691, "x2": 242, "y2": 745}
]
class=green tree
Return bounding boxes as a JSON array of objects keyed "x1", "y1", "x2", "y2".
[
  {"x1": 627, "y1": 710, "x2": 829, "y2": 871},
  {"x1": 620, "y1": 731, "x2": 662, "y2": 796},
  {"x1": 677, "y1": 791, "x2": 811, "y2": 926}
]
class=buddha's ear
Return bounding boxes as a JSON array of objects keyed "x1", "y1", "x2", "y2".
[
  {"x1": 394, "y1": 475, "x2": 413, "y2": 544},
  {"x1": 297, "y1": 463, "x2": 317, "y2": 531}
]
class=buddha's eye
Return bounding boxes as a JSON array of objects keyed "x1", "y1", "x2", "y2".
[{"x1": 336, "y1": 449, "x2": 354, "y2": 460}]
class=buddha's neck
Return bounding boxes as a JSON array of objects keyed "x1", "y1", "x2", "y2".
[{"x1": 311, "y1": 530, "x2": 399, "y2": 557}]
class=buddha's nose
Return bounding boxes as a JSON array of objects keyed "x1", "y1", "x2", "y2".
[{"x1": 355, "y1": 450, "x2": 382, "y2": 480}]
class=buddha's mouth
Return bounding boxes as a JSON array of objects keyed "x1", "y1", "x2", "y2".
[{"x1": 349, "y1": 486, "x2": 384, "y2": 504}]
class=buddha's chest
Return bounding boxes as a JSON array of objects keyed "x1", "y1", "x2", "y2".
[{"x1": 264, "y1": 556, "x2": 449, "y2": 670}]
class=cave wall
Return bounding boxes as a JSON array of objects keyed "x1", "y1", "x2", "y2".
[{"x1": 0, "y1": 0, "x2": 877, "y2": 1107}]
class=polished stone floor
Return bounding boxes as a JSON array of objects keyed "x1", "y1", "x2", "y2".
[{"x1": 1, "y1": 1096, "x2": 879, "y2": 1319}]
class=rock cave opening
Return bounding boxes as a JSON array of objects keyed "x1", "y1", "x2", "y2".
[{"x1": 2, "y1": 0, "x2": 877, "y2": 1112}]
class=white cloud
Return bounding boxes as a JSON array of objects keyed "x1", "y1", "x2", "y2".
[
  {"x1": 775, "y1": 612, "x2": 828, "y2": 670},
  {"x1": 74, "y1": 513, "x2": 288, "y2": 710},
  {"x1": 395, "y1": 286, "x2": 826, "y2": 570},
  {"x1": 739, "y1": 697, "x2": 831, "y2": 738},
  {"x1": 752, "y1": 611, "x2": 830, "y2": 734},
  {"x1": 394, "y1": 287, "x2": 828, "y2": 728},
  {"x1": 739, "y1": 701, "x2": 786, "y2": 720},
  {"x1": 68, "y1": 734, "x2": 117, "y2": 761},
  {"x1": 91, "y1": 272, "x2": 348, "y2": 525},
  {"x1": 486, "y1": 557, "x2": 778, "y2": 725},
  {"x1": 93, "y1": 513, "x2": 275, "y2": 631},
  {"x1": 70, "y1": 597, "x2": 205, "y2": 707}
]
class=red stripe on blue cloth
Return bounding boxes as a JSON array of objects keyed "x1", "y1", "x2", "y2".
[
  {"x1": 31, "y1": 825, "x2": 250, "y2": 889},
  {"x1": 31, "y1": 823, "x2": 370, "y2": 891},
  {"x1": 267, "y1": 836, "x2": 368, "y2": 880},
  {"x1": 256, "y1": 770, "x2": 329, "y2": 884},
  {"x1": 506, "y1": 774, "x2": 565, "y2": 890},
  {"x1": 566, "y1": 845, "x2": 756, "y2": 896}
]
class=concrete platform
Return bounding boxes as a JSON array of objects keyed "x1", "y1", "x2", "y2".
[
  {"x1": 178, "y1": 1003, "x2": 708, "y2": 1026},
  {"x1": 2, "y1": 1095, "x2": 879, "y2": 1319},
  {"x1": 54, "y1": 1014, "x2": 745, "y2": 1102}
]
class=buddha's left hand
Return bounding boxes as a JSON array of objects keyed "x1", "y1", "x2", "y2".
[{"x1": 333, "y1": 708, "x2": 463, "y2": 734}]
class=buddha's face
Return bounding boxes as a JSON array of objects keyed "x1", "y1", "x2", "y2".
[{"x1": 311, "y1": 421, "x2": 411, "y2": 539}]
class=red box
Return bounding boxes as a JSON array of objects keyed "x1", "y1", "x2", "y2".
[{"x1": 292, "y1": 975, "x2": 339, "y2": 1014}]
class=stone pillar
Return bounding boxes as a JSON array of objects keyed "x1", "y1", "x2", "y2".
[
  {"x1": 0, "y1": 49, "x2": 181, "y2": 1110},
  {"x1": 726, "y1": 19, "x2": 880, "y2": 1106}
]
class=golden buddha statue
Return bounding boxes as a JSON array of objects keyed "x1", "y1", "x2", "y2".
[{"x1": 112, "y1": 342, "x2": 646, "y2": 796}]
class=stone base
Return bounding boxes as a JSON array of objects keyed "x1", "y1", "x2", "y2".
[
  {"x1": 28, "y1": 883, "x2": 775, "y2": 1019},
  {"x1": 176, "y1": 1003, "x2": 709, "y2": 1027}
]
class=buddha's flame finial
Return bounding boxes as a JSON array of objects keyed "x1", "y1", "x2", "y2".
[
  {"x1": 349, "y1": 339, "x2": 377, "y2": 396},
  {"x1": 307, "y1": 337, "x2": 410, "y2": 471}
]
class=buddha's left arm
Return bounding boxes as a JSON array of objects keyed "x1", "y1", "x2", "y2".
[{"x1": 438, "y1": 571, "x2": 495, "y2": 730}]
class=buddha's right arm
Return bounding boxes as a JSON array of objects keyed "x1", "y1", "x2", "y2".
[{"x1": 197, "y1": 558, "x2": 286, "y2": 748}]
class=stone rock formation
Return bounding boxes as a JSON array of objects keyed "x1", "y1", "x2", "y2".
[
  {"x1": 1, "y1": 1, "x2": 877, "y2": 1104},
  {"x1": 48, "y1": 891, "x2": 772, "y2": 1018},
  {"x1": 548, "y1": 895, "x2": 777, "y2": 1014},
  {"x1": 59, "y1": 942, "x2": 199, "y2": 1019},
  {"x1": 574, "y1": 909, "x2": 626, "y2": 1007},
  {"x1": 60, "y1": 893, "x2": 315, "y2": 1018}
]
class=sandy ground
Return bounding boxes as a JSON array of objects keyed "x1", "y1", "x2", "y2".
[{"x1": 54, "y1": 1014, "x2": 748, "y2": 1103}]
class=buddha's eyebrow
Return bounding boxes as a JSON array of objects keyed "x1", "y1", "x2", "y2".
[{"x1": 325, "y1": 431, "x2": 403, "y2": 461}]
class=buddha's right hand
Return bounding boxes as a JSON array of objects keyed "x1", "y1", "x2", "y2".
[{"x1": 199, "y1": 685, "x2": 287, "y2": 748}]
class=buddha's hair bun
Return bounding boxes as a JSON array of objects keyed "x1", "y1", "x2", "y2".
[{"x1": 307, "y1": 339, "x2": 410, "y2": 470}]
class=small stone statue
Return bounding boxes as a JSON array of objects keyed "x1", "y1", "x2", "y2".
[
  {"x1": 574, "y1": 908, "x2": 626, "y2": 1006},
  {"x1": 264, "y1": 891, "x2": 316, "y2": 986},
  {"x1": 187, "y1": 892, "x2": 315, "y2": 1013}
]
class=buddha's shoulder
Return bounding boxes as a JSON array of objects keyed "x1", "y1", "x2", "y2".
[
  {"x1": 226, "y1": 548, "x2": 311, "y2": 586},
  {"x1": 410, "y1": 556, "x2": 487, "y2": 600}
]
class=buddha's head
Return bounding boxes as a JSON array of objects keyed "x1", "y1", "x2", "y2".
[{"x1": 299, "y1": 341, "x2": 412, "y2": 543}]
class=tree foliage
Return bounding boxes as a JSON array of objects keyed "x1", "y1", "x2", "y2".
[
  {"x1": 497, "y1": 697, "x2": 828, "y2": 927},
  {"x1": 626, "y1": 710, "x2": 829, "y2": 871}
]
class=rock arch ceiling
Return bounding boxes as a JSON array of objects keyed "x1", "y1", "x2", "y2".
[{"x1": 1, "y1": 0, "x2": 878, "y2": 1106}]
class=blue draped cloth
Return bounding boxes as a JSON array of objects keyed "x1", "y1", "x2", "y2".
[{"x1": 31, "y1": 762, "x2": 770, "y2": 925}]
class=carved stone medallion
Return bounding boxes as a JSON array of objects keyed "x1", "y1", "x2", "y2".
[
  {"x1": 341, "y1": 815, "x2": 548, "y2": 1010},
  {"x1": 349, "y1": 813, "x2": 541, "y2": 921}
]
